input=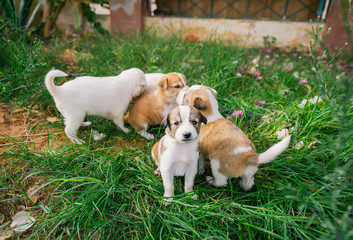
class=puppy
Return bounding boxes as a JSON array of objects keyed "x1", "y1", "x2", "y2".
[
  {"x1": 144, "y1": 73, "x2": 165, "y2": 93},
  {"x1": 152, "y1": 105, "x2": 207, "y2": 202},
  {"x1": 45, "y1": 68, "x2": 146, "y2": 144},
  {"x1": 124, "y1": 72, "x2": 188, "y2": 140},
  {"x1": 177, "y1": 85, "x2": 291, "y2": 190}
]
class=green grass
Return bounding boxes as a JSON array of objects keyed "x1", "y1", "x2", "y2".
[{"x1": 1, "y1": 26, "x2": 353, "y2": 239}]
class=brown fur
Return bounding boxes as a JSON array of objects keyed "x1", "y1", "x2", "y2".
[
  {"x1": 124, "y1": 73, "x2": 188, "y2": 132},
  {"x1": 152, "y1": 136, "x2": 165, "y2": 163},
  {"x1": 199, "y1": 118, "x2": 258, "y2": 177},
  {"x1": 165, "y1": 105, "x2": 206, "y2": 139},
  {"x1": 183, "y1": 86, "x2": 259, "y2": 178}
]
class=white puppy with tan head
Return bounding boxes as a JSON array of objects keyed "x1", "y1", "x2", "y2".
[
  {"x1": 178, "y1": 85, "x2": 291, "y2": 190},
  {"x1": 124, "y1": 72, "x2": 189, "y2": 140},
  {"x1": 152, "y1": 105, "x2": 207, "y2": 203},
  {"x1": 45, "y1": 68, "x2": 146, "y2": 144}
]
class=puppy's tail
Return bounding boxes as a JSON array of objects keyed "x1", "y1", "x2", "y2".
[
  {"x1": 257, "y1": 136, "x2": 291, "y2": 164},
  {"x1": 45, "y1": 69, "x2": 68, "y2": 96}
]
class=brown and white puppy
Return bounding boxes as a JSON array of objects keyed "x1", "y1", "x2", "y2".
[
  {"x1": 152, "y1": 105, "x2": 207, "y2": 203},
  {"x1": 177, "y1": 85, "x2": 291, "y2": 189},
  {"x1": 124, "y1": 72, "x2": 188, "y2": 140}
]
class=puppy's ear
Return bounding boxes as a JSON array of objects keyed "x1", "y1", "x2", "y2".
[
  {"x1": 158, "y1": 77, "x2": 168, "y2": 89},
  {"x1": 161, "y1": 114, "x2": 170, "y2": 128},
  {"x1": 200, "y1": 114, "x2": 207, "y2": 125},
  {"x1": 193, "y1": 97, "x2": 207, "y2": 110}
]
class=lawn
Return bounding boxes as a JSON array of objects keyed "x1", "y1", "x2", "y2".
[{"x1": 1, "y1": 25, "x2": 353, "y2": 239}]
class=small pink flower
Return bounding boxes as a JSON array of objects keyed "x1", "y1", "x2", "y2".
[
  {"x1": 254, "y1": 70, "x2": 261, "y2": 76},
  {"x1": 274, "y1": 83, "x2": 278, "y2": 87},
  {"x1": 286, "y1": 65, "x2": 292, "y2": 72},
  {"x1": 256, "y1": 100, "x2": 266, "y2": 106},
  {"x1": 144, "y1": 64, "x2": 148, "y2": 72},
  {"x1": 305, "y1": 49, "x2": 311, "y2": 56},
  {"x1": 232, "y1": 109, "x2": 244, "y2": 118},
  {"x1": 299, "y1": 78, "x2": 308, "y2": 85},
  {"x1": 257, "y1": 76, "x2": 263, "y2": 81}
]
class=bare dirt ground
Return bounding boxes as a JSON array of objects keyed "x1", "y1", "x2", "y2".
[{"x1": 0, "y1": 103, "x2": 69, "y2": 154}]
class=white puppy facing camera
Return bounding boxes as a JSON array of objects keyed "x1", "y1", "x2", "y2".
[{"x1": 152, "y1": 105, "x2": 207, "y2": 203}]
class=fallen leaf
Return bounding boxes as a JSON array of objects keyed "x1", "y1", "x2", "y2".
[
  {"x1": 294, "y1": 141, "x2": 305, "y2": 149},
  {"x1": 10, "y1": 211, "x2": 36, "y2": 233},
  {"x1": 47, "y1": 117, "x2": 60, "y2": 123},
  {"x1": 0, "y1": 229, "x2": 14, "y2": 240},
  {"x1": 308, "y1": 141, "x2": 318, "y2": 149},
  {"x1": 308, "y1": 96, "x2": 322, "y2": 104},
  {"x1": 276, "y1": 129, "x2": 289, "y2": 140},
  {"x1": 297, "y1": 99, "x2": 307, "y2": 109},
  {"x1": 92, "y1": 130, "x2": 106, "y2": 141},
  {"x1": 0, "y1": 214, "x2": 4, "y2": 224}
]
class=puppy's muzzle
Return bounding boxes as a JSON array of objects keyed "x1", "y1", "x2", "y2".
[{"x1": 181, "y1": 132, "x2": 195, "y2": 142}]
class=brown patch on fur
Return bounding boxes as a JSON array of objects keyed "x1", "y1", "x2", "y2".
[
  {"x1": 199, "y1": 118, "x2": 258, "y2": 178},
  {"x1": 124, "y1": 72, "x2": 188, "y2": 132},
  {"x1": 183, "y1": 88, "x2": 214, "y2": 118},
  {"x1": 152, "y1": 136, "x2": 166, "y2": 163}
]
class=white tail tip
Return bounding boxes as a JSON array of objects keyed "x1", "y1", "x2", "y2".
[
  {"x1": 258, "y1": 135, "x2": 291, "y2": 164},
  {"x1": 46, "y1": 69, "x2": 68, "y2": 78}
]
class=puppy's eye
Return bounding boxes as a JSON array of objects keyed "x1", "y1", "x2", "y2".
[
  {"x1": 174, "y1": 122, "x2": 179, "y2": 126},
  {"x1": 192, "y1": 120, "x2": 197, "y2": 125},
  {"x1": 174, "y1": 85, "x2": 180, "y2": 88}
]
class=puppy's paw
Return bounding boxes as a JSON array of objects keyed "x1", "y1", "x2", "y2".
[
  {"x1": 154, "y1": 168, "x2": 161, "y2": 176},
  {"x1": 139, "y1": 132, "x2": 154, "y2": 141},
  {"x1": 162, "y1": 198, "x2": 173, "y2": 206},
  {"x1": 71, "y1": 138, "x2": 85, "y2": 145},
  {"x1": 206, "y1": 176, "x2": 214, "y2": 183},
  {"x1": 121, "y1": 128, "x2": 131, "y2": 134},
  {"x1": 198, "y1": 168, "x2": 205, "y2": 175},
  {"x1": 191, "y1": 194, "x2": 198, "y2": 200},
  {"x1": 81, "y1": 121, "x2": 92, "y2": 127}
]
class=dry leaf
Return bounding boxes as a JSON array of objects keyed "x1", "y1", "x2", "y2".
[
  {"x1": 10, "y1": 211, "x2": 36, "y2": 233},
  {"x1": 92, "y1": 130, "x2": 106, "y2": 141},
  {"x1": 276, "y1": 129, "x2": 289, "y2": 140},
  {"x1": 294, "y1": 141, "x2": 305, "y2": 149},
  {"x1": 0, "y1": 229, "x2": 14, "y2": 240},
  {"x1": 47, "y1": 117, "x2": 60, "y2": 123},
  {"x1": 0, "y1": 214, "x2": 4, "y2": 224}
]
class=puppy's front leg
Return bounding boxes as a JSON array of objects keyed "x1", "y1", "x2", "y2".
[
  {"x1": 160, "y1": 168, "x2": 174, "y2": 204},
  {"x1": 185, "y1": 164, "x2": 198, "y2": 200},
  {"x1": 113, "y1": 116, "x2": 131, "y2": 134},
  {"x1": 198, "y1": 152, "x2": 205, "y2": 175}
]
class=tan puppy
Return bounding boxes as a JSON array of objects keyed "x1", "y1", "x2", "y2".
[
  {"x1": 152, "y1": 105, "x2": 207, "y2": 203},
  {"x1": 124, "y1": 72, "x2": 188, "y2": 140},
  {"x1": 177, "y1": 85, "x2": 291, "y2": 189}
]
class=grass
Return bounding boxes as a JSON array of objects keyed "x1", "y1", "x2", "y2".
[{"x1": 1, "y1": 24, "x2": 353, "y2": 239}]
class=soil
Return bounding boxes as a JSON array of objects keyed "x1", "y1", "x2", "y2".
[{"x1": 0, "y1": 103, "x2": 69, "y2": 154}]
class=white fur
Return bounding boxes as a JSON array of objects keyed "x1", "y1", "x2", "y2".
[
  {"x1": 239, "y1": 165, "x2": 258, "y2": 191},
  {"x1": 145, "y1": 73, "x2": 165, "y2": 92},
  {"x1": 205, "y1": 90, "x2": 223, "y2": 122},
  {"x1": 176, "y1": 89, "x2": 187, "y2": 105},
  {"x1": 45, "y1": 68, "x2": 146, "y2": 144},
  {"x1": 258, "y1": 136, "x2": 291, "y2": 164},
  {"x1": 174, "y1": 106, "x2": 199, "y2": 143},
  {"x1": 206, "y1": 160, "x2": 228, "y2": 187},
  {"x1": 180, "y1": 85, "x2": 290, "y2": 190},
  {"x1": 153, "y1": 106, "x2": 200, "y2": 203},
  {"x1": 231, "y1": 146, "x2": 252, "y2": 155},
  {"x1": 176, "y1": 73, "x2": 188, "y2": 88}
]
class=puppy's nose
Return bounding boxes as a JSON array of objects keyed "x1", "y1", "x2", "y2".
[{"x1": 183, "y1": 132, "x2": 192, "y2": 139}]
